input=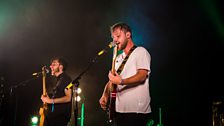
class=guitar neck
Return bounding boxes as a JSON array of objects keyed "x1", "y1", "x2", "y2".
[
  {"x1": 42, "y1": 66, "x2": 47, "y2": 96},
  {"x1": 111, "y1": 45, "x2": 118, "y2": 75},
  {"x1": 111, "y1": 45, "x2": 118, "y2": 91}
]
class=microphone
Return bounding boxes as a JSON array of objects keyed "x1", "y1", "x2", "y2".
[
  {"x1": 32, "y1": 67, "x2": 50, "y2": 76},
  {"x1": 98, "y1": 41, "x2": 116, "y2": 56}
]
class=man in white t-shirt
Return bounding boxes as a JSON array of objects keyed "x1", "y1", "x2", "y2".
[{"x1": 99, "y1": 22, "x2": 152, "y2": 126}]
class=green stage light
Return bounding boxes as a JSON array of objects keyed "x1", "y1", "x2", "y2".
[{"x1": 31, "y1": 116, "x2": 39, "y2": 125}]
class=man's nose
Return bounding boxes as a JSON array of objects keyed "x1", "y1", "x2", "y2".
[{"x1": 112, "y1": 37, "x2": 117, "y2": 42}]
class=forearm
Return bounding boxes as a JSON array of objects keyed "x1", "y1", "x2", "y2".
[
  {"x1": 102, "y1": 81, "x2": 110, "y2": 97},
  {"x1": 121, "y1": 69, "x2": 148, "y2": 85},
  {"x1": 49, "y1": 89, "x2": 72, "y2": 104},
  {"x1": 51, "y1": 96, "x2": 71, "y2": 104}
]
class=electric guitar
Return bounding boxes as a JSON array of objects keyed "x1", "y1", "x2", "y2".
[
  {"x1": 108, "y1": 45, "x2": 118, "y2": 123},
  {"x1": 39, "y1": 66, "x2": 48, "y2": 126}
]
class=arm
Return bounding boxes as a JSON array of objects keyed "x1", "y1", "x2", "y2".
[
  {"x1": 99, "y1": 81, "x2": 111, "y2": 110},
  {"x1": 102, "y1": 81, "x2": 111, "y2": 97},
  {"x1": 108, "y1": 69, "x2": 149, "y2": 85},
  {"x1": 41, "y1": 88, "x2": 72, "y2": 104}
]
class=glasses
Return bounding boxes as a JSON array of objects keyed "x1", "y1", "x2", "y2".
[{"x1": 50, "y1": 62, "x2": 60, "y2": 67}]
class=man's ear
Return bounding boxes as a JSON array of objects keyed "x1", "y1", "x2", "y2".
[
  {"x1": 59, "y1": 65, "x2": 63, "y2": 71},
  {"x1": 126, "y1": 32, "x2": 131, "y2": 38}
]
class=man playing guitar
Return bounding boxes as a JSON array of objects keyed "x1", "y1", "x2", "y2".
[
  {"x1": 40, "y1": 57, "x2": 72, "y2": 126},
  {"x1": 99, "y1": 22, "x2": 152, "y2": 126}
]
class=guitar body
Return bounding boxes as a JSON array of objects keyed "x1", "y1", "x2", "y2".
[
  {"x1": 39, "y1": 66, "x2": 48, "y2": 126},
  {"x1": 39, "y1": 103, "x2": 47, "y2": 126},
  {"x1": 39, "y1": 107, "x2": 44, "y2": 126},
  {"x1": 108, "y1": 84, "x2": 117, "y2": 122},
  {"x1": 108, "y1": 45, "x2": 118, "y2": 123}
]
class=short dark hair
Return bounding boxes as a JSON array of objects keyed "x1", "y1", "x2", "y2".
[
  {"x1": 50, "y1": 57, "x2": 68, "y2": 71},
  {"x1": 110, "y1": 22, "x2": 132, "y2": 38}
]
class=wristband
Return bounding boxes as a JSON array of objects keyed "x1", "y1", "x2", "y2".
[{"x1": 51, "y1": 99, "x2": 54, "y2": 112}]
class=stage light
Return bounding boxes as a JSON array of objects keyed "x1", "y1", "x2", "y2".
[
  {"x1": 30, "y1": 116, "x2": 39, "y2": 125},
  {"x1": 76, "y1": 88, "x2": 82, "y2": 94},
  {"x1": 75, "y1": 95, "x2": 81, "y2": 102}
]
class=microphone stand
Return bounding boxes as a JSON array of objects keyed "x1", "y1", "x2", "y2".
[
  {"x1": 4, "y1": 75, "x2": 41, "y2": 126},
  {"x1": 70, "y1": 45, "x2": 112, "y2": 126},
  {"x1": 8, "y1": 75, "x2": 41, "y2": 96}
]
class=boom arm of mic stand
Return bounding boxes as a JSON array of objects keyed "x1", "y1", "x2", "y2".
[
  {"x1": 66, "y1": 46, "x2": 111, "y2": 89},
  {"x1": 7, "y1": 75, "x2": 41, "y2": 95}
]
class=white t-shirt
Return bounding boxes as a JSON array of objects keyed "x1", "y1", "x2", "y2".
[{"x1": 115, "y1": 46, "x2": 151, "y2": 113}]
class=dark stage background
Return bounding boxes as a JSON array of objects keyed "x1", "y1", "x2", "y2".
[{"x1": 0, "y1": 0, "x2": 223, "y2": 126}]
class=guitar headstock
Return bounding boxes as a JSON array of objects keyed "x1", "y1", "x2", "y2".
[
  {"x1": 41, "y1": 66, "x2": 48, "y2": 77},
  {"x1": 41, "y1": 66, "x2": 47, "y2": 95}
]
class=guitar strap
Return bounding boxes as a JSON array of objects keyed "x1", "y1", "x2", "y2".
[
  {"x1": 108, "y1": 45, "x2": 137, "y2": 122},
  {"x1": 116, "y1": 45, "x2": 137, "y2": 74}
]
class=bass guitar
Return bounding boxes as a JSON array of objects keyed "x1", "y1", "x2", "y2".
[
  {"x1": 108, "y1": 44, "x2": 118, "y2": 123},
  {"x1": 39, "y1": 66, "x2": 48, "y2": 126}
]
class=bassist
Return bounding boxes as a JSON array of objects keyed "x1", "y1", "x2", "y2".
[
  {"x1": 40, "y1": 57, "x2": 72, "y2": 126},
  {"x1": 99, "y1": 22, "x2": 152, "y2": 126}
]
